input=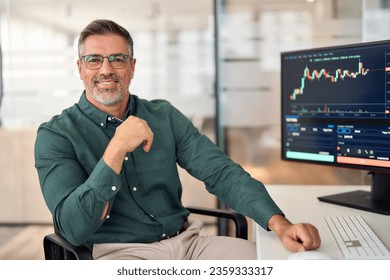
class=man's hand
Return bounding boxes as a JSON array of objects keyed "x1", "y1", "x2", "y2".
[
  {"x1": 103, "y1": 116, "x2": 154, "y2": 174},
  {"x1": 268, "y1": 214, "x2": 321, "y2": 252},
  {"x1": 112, "y1": 116, "x2": 153, "y2": 153}
]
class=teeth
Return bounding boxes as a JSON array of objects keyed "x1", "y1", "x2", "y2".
[{"x1": 99, "y1": 81, "x2": 115, "y2": 85}]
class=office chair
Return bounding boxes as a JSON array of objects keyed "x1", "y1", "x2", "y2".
[{"x1": 43, "y1": 206, "x2": 248, "y2": 260}]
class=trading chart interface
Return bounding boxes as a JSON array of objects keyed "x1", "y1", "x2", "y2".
[{"x1": 281, "y1": 40, "x2": 390, "y2": 170}]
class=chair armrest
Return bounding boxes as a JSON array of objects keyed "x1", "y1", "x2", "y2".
[
  {"x1": 187, "y1": 206, "x2": 248, "y2": 240},
  {"x1": 43, "y1": 233, "x2": 92, "y2": 260}
]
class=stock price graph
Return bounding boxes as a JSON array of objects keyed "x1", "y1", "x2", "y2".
[
  {"x1": 283, "y1": 50, "x2": 390, "y2": 118},
  {"x1": 290, "y1": 59, "x2": 369, "y2": 101}
]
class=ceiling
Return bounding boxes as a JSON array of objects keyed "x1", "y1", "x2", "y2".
[{"x1": 0, "y1": 0, "x2": 320, "y2": 36}]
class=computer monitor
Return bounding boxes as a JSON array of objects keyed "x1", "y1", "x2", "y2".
[{"x1": 281, "y1": 40, "x2": 390, "y2": 215}]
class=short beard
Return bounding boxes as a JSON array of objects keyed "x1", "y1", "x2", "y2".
[
  {"x1": 90, "y1": 88, "x2": 124, "y2": 106},
  {"x1": 88, "y1": 74, "x2": 127, "y2": 106}
]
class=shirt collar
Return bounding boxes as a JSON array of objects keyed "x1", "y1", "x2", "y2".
[{"x1": 77, "y1": 91, "x2": 135, "y2": 128}]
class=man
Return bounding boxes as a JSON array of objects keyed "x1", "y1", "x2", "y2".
[{"x1": 35, "y1": 19, "x2": 320, "y2": 260}]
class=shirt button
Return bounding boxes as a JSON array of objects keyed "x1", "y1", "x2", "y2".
[
  {"x1": 106, "y1": 215, "x2": 110, "y2": 219},
  {"x1": 107, "y1": 117, "x2": 112, "y2": 121},
  {"x1": 111, "y1": 186, "x2": 117, "y2": 191},
  {"x1": 124, "y1": 156, "x2": 129, "y2": 161},
  {"x1": 132, "y1": 187, "x2": 137, "y2": 191},
  {"x1": 150, "y1": 214, "x2": 154, "y2": 218},
  {"x1": 100, "y1": 122, "x2": 104, "y2": 127},
  {"x1": 162, "y1": 233, "x2": 166, "y2": 238}
]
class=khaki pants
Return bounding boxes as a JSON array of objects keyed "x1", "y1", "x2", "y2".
[{"x1": 92, "y1": 219, "x2": 256, "y2": 260}]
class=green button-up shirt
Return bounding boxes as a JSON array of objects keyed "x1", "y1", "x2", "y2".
[{"x1": 34, "y1": 92, "x2": 283, "y2": 250}]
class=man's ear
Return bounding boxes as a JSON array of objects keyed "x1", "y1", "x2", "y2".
[
  {"x1": 130, "y1": 58, "x2": 136, "y2": 79},
  {"x1": 77, "y1": 60, "x2": 83, "y2": 80}
]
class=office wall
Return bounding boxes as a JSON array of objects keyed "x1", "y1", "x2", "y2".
[
  {"x1": 362, "y1": 0, "x2": 390, "y2": 41},
  {"x1": 0, "y1": 1, "x2": 215, "y2": 128}
]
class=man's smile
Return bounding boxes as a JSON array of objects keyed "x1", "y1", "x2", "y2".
[{"x1": 96, "y1": 80, "x2": 117, "y2": 87}]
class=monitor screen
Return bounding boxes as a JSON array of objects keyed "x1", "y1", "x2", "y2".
[{"x1": 281, "y1": 40, "x2": 390, "y2": 215}]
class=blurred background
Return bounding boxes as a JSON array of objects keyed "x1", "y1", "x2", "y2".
[{"x1": 0, "y1": 0, "x2": 389, "y2": 259}]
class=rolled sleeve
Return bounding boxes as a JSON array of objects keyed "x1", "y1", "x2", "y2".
[{"x1": 88, "y1": 158, "x2": 122, "y2": 201}]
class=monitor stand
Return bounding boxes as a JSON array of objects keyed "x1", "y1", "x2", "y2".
[{"x1": 318, "y1": 172, "x2": 390, "y2": 215}]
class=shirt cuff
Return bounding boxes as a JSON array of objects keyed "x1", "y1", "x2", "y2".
[{"x1": 86, "y1": 158, "x2": 122, "y2": 201}]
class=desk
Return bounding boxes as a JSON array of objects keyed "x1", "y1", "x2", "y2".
[{"x1": 255, "y1": 185, "x2": 390, "y2": 260}]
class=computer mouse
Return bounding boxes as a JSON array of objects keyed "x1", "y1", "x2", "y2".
[{"x1": 287, "y1": 251, "x2": 332, "y2": 260}]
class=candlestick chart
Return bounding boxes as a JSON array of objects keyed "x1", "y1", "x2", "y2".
[{"x1": 283, "y1": 51, "x2": 390, "y2": 118}]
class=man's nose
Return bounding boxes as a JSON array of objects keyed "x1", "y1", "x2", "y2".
[{"x1": 99, "y1": 57, "x2": 115, "y2": 73}]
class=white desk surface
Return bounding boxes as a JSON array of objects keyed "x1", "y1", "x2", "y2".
[{"x1": 256, "y1": 184, "x2": 390, "y2": 260}]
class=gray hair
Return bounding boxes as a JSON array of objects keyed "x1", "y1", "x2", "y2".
[{"x1": 78, "y1": 19, "x2": 134, "y2": 57}]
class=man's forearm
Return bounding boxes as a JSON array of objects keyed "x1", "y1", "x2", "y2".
[{"x1": 102, "y1": 139, "x2": 127, "y2": 175}]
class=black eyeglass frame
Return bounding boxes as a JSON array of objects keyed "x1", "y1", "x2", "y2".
[{"x1": 79, "y1": 53, "x2": 133, "y2": 70}]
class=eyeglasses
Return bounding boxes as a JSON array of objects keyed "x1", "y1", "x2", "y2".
[{"x1": 80, "y1": 53, "x2": 132, "y2": 70}]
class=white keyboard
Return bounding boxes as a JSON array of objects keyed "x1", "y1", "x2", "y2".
[{"x1": 324, "y1": 215, "x2": 390, "y2": 259}]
